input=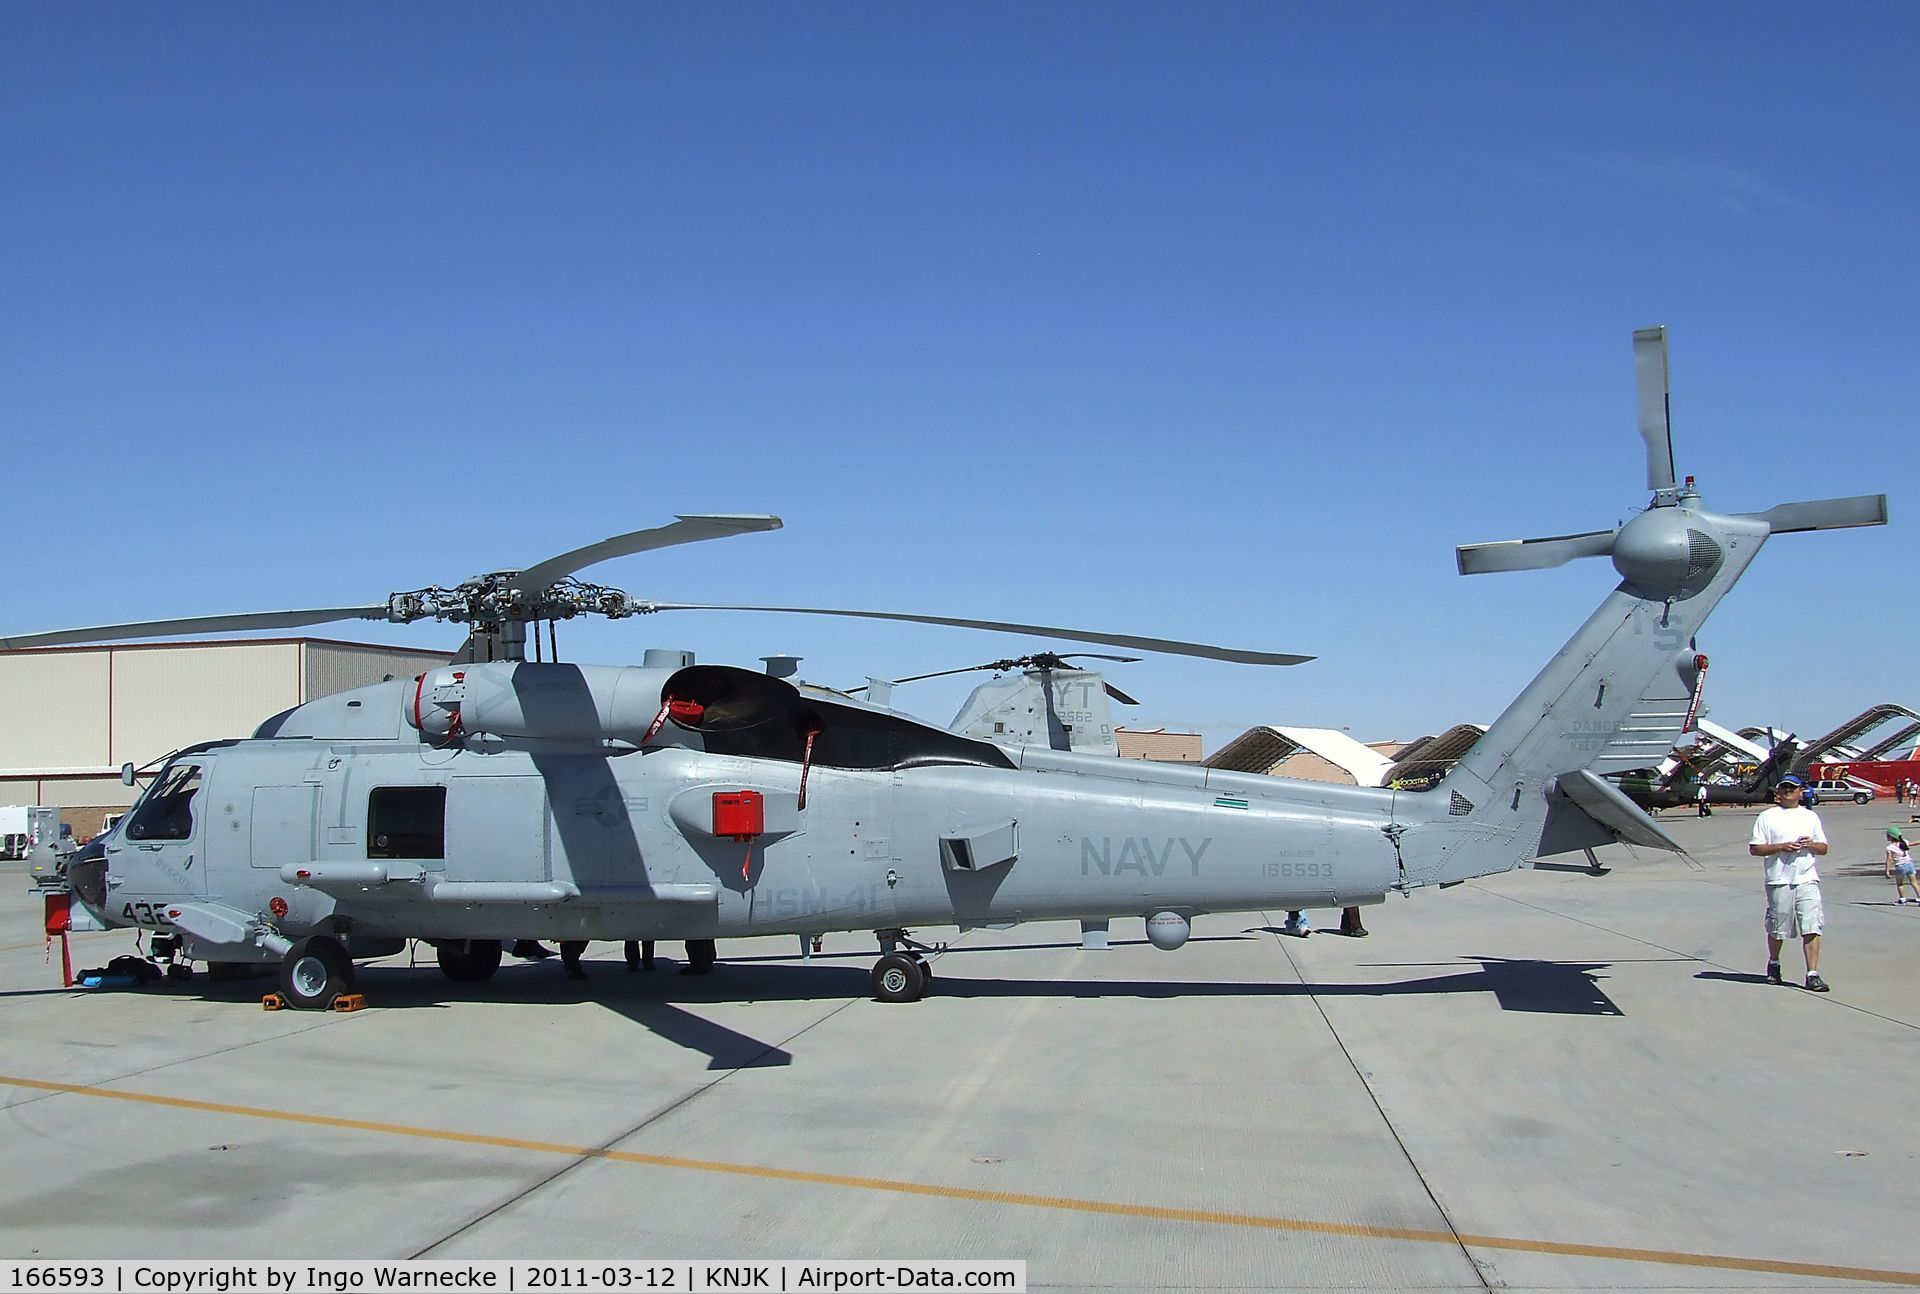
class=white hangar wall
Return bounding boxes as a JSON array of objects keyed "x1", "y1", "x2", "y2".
[{"x1": 0, "y1": 638, "x2": 451, "y2": 833}]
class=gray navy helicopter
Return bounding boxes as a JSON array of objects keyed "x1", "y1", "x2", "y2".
[{"x1": 13, "y1": 327, "x2": 1888, "y2": 1009}]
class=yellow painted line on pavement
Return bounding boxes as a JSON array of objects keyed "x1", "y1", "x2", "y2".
[{"x1": 2, "y1": 1071, "x2": 1915, "y2": 1286}]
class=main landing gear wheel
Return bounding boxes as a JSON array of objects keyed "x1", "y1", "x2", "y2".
[
  {"x1": 436, "y1": 939, "x2": 504, "y2": 983},
  {"x1": 871, "y1": 952, "x2": 928, "y2": 1003},
  {"x1": 279, "y1": 936, "x2": 354, "y2": 1009},
  {"x1": 683, "y1": 939, "x2": 717, "y2": 975}
]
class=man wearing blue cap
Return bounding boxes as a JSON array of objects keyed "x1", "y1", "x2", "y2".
[{"x1": 1750, "y1": 775, "x2": 1831, "y2": 991}]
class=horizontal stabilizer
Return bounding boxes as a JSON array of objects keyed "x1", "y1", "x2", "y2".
[
  {"x1": 1742, "y1": 494, "x2": 1889, "y2": 534},
  {"x1": 1456, "y1": 530, "x2": 1615, "y2": 576},
  {"x1": 1552, "y1": 769, "x2": 1684, "y2": 852}
]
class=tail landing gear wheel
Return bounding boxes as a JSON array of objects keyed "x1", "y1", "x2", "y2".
[
  {"x1": 872, "y1": 952, "x2": 926, "y2": 1003},
  {"x1": 279, "y1": 936, "x2": 353, "y2": 1009},
  {"x1": 436, "y1": 939, "x2": 503, "y2": 983}
]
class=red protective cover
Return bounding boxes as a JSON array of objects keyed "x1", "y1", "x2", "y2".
[
  {"x1": 713, "y1": 790, "x2": 765, "y2": 839},
  {"x1": 44, "y1": 890, "x2": 71, "y2": 935}
]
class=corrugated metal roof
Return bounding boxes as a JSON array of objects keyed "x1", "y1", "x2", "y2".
[
  {"x1": 1205, "y1": 725, "x2": 1397, "y2": 785},
  {"x1": 1384, "y1": 723, "x2": 1487, "y2": 786}
]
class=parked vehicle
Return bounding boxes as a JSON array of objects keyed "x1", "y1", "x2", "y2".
[
  {"x1": 1807, "y1": 778, "x2": 1876, "y2": 805},
  {"x1": 1, "y1": 805, "x2": 64, "y2": 863}
]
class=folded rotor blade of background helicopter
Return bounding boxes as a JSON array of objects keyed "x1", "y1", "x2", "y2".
[
  {"x1": 845, "y1": 651, "x2": 1145, "y2": 693},
  {"x1": 1739, "y1": 495, "x2": 1890, "y2": 534},
  {"x1": 1635, "y1": 325, "x2": 1677, "y2": 495},
  {"x1": 512, "y1": 514, "x2": 783, "y2": 591},
  {"x1": 1454, "y1": 529, "x2": 1617, "y2": 576},
  {"x1": 889, "y1": 652, "x2": 1142, "y2": 686},
  {"x1": 635, "y1": 602, "x2": 1312, "y2": 666},
  {"x1": 0, "y1": 606, "x2": 394, "y2": 651}
]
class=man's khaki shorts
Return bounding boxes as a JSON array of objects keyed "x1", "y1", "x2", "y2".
[{"x1": 1766, "y1": 882, "x2": 1824, "y2": 939}]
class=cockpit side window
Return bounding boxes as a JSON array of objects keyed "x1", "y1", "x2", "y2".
[
  {"x1": 125, "y1": 763, "x2": 203, "y2": 841},
  {"x1": 368, "y1": 786, "x2": 447, "y2": 859}
]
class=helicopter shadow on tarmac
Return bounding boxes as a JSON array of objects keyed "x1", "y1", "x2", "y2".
[
  {"x1": 14, "y1": 944, "x2": 1634, "y2": 1058},
  {"x1": 360, "y1": 960, "x2": 800, "y2": 1070},
  {"x1": 19, "y1": 959, "x2": 797, "y2": 1072},
  {"x1": 504, "y1": 943, "x2": 1636, "y2": 1018}
]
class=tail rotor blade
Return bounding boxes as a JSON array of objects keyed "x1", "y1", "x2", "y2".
[
  {"x1": 1456, "y1": 530, "x2": 1616, "y2": 576},
  {"x1": 1634, "y1": 326, "x2": 1676, "y2": 495},
  {"x1": 1742, "y1": 494, "x2": 1890, "y2": 534}
]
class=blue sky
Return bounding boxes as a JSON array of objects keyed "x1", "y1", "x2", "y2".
[{"x1": 4, "y1": 4, "x2": 1913, "y2": 752}]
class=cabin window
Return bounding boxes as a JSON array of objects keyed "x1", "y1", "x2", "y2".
[
  {"x1": 368, "y1": 786, "x2": 446, "y2": 859},
  {"x1": 125, "y1": 763, "x2": 202, "y2": 841}
]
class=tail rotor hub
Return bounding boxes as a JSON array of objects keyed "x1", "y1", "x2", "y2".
[{"x1": 1610, "y1": 509, "x2": 1726, "y2": 597}]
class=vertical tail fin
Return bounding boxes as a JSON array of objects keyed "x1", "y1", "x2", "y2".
[{"x1": 1400, "y1": 328, "x2": 1888, "y2": 887}]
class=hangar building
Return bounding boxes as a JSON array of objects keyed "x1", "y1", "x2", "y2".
[
  {"x1": 1206, "y1": 724, "x2": 1487, "y2": 787},
  {"x1": 1115, "y1": 727, "x2": 1204, "y2": 762},
  {"x1": 1, "y1": 638, "x2": 451, "y2": 837}
]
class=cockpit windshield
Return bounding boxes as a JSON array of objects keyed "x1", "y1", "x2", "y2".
[{"x1": 124, "y1": 762, "x2": 203, "y2": 841}]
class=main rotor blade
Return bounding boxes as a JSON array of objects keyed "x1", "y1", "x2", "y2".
[
  {"x1": 514, "y1": 515, "x2": 782, "y2": 591},
  {"x1": 1634, "y1": 325, "x2": 1676, "y2": 494},
  {"x1": 1456, "y1": 529, "x2": 1616, "y2": 576},
  {"x1": 1104, "y1": 681, "x2": 1142, "y2": 706},
  {"x1": 637, "y1": 602, "x2": 1312, "y2": 666},
  {"x1": 0, "y1": 606, "x2": 393, "y2": 651},
  {"x1": 1740, "y1": 494, "x2": 1890, "y2": 534}
]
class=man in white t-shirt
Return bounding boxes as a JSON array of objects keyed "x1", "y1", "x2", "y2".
[{"x1": 1749, "y1": 775, "x2": 1830, "y2": 991}]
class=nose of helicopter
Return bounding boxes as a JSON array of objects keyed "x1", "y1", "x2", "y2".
[{"x1": 66, "y1": 837, "x2": 109, "y2": 908}]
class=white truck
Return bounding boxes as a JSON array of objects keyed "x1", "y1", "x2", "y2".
[{"x1": 2, "y1": 805, "x2": 65, "y2": 864}]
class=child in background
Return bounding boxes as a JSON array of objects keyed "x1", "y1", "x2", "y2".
[{"x1": 1888, "y1": 829, "x2": 1919, "y2": 905}]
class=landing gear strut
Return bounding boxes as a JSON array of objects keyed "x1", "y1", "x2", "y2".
[{"x1": 870, "y1": 928, "x2": 939, "y2": 1003}]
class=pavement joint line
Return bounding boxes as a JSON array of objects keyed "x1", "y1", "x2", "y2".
[
  {"x1": 10, "y1": 1065, "x2": 1920, "y2": 1286},
  {"x1": 1265, "y1": 912, "x2": 1492, "y2": 1293},
  {"x1": 408, "y1": 990, "x2": 873, "y2": 1259},
  {"x1": 1469, "y1": 881, "x2": 1920, "y2": 1034},
  {"x1": 0, "y1": 1011, "x2": 357, "y2": 1116}
]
